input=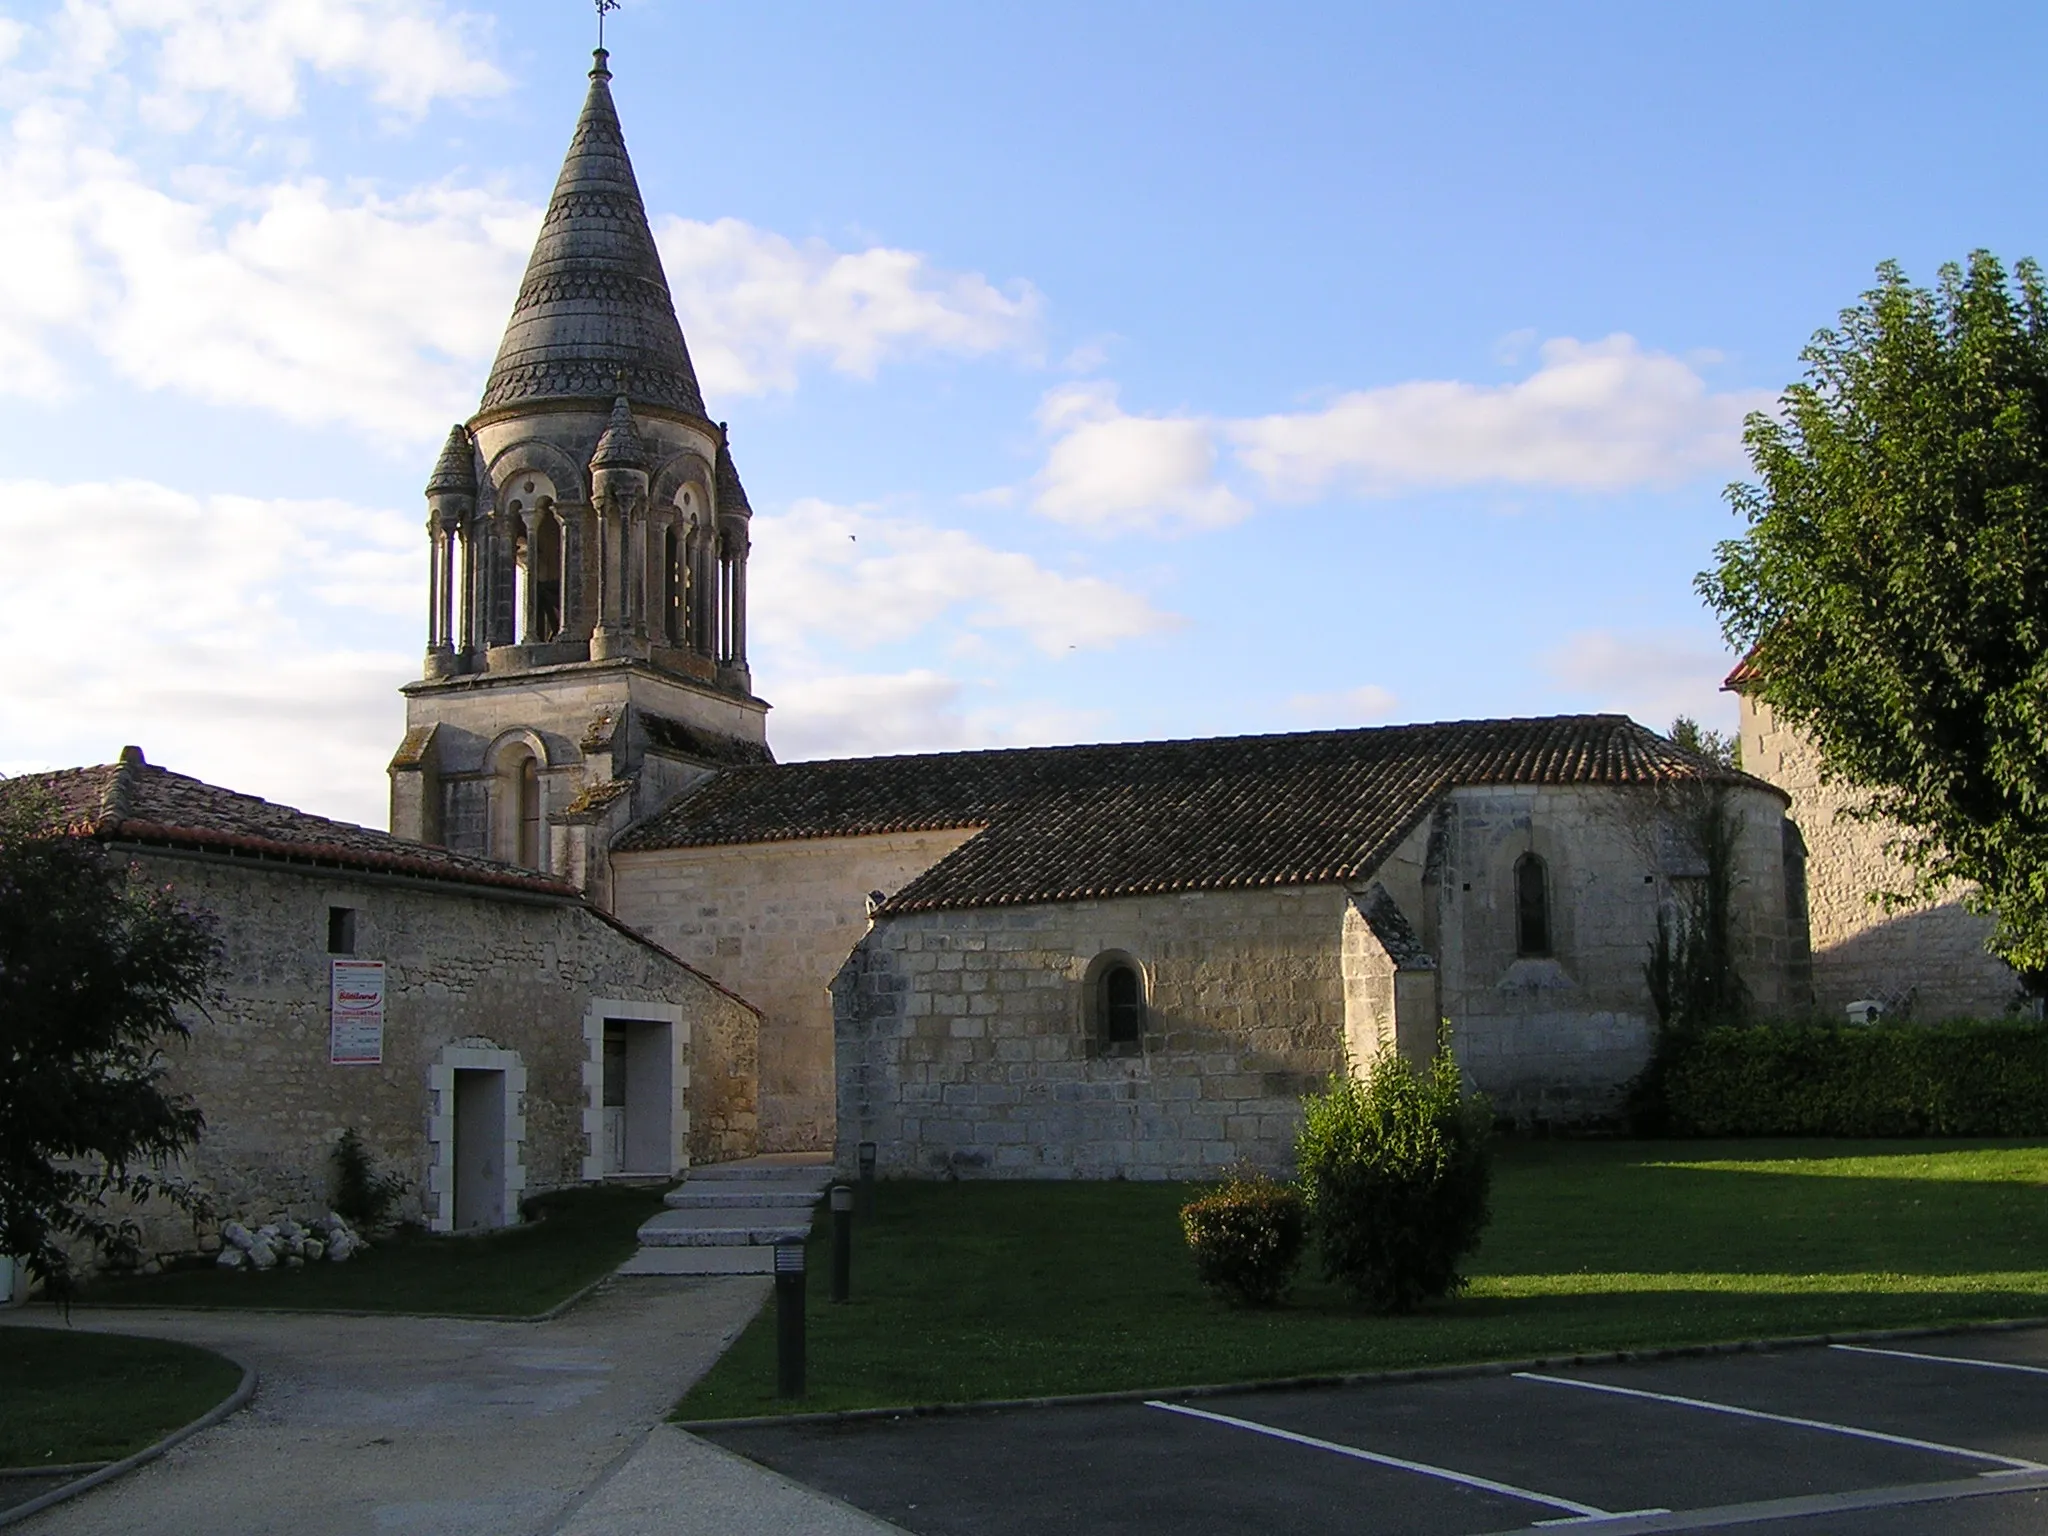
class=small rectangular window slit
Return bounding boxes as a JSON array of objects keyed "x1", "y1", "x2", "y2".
[{"x1": 327, "y1": 906, "x2": 357, "y2": 955}]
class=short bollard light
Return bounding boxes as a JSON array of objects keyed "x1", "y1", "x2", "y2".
[
  {"x1": 857, "y1": 1140, "x2": 877, "y2": 1217},
  {"x1": 829, "y1": 1183, "x2": 854, "y2": 1304},
  {"x1": 774, "y1": 1238, "x2": 806, "y2": 1399}
]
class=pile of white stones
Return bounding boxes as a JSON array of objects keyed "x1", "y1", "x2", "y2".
[{"x1": 215, "y1": 1214, "x2": 367, "y2": 1271}]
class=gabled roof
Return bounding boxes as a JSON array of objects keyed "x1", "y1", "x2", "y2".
[
  {"x1": 8, "y1": 751, "x2": 577, "y2": 897},
  {"x1": 479, "y1": 52, "x2": 706, "y2": 420},
  {"x1": 616, "y1": 715, "x2": 1774, "y2": 914}
]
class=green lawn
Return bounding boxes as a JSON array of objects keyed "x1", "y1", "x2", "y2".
[
  {"x1": 676, "y1": 1139, "x2": 2048, "y2": 1420},
  {"x1": 78, "y1": 1184, "x2": 667, "y2": 1319},
  {"x1": 0, "y1": 1328, "x2": 243, "y2": 1467}
]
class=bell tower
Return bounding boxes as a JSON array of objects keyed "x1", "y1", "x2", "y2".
[{"x1": 390, "y1": 47, "x2": 770, "y2": 902}]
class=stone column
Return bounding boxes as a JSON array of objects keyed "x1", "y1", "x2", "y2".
[
  {"x1": 731, "y1": 531, "x2": 749, "y2": 666},
  {"x1": 435, "y1": 529, "x2": 456, "y2": 651},
  {"x1": 517, "y1": 510, "x2": 539, "y2": 645}
]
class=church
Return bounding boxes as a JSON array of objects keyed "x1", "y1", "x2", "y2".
[
  {"x1": 381, "y1": 47, "x2": 1812, "y2": 1177},
  {"x1": 18, "y1": 47, "x2": 2001, "y2": 1244}
]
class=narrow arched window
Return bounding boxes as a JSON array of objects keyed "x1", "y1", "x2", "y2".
[
  {"x1": 1515, "y1": 853, "x2": 1550, "y2": 956},
  {"x1": 518, "y1": 757, "x2": 542, "y2": 870},
  {"x1": 1103, "y1": 963, "x2": 1143, "y2": 1045}
]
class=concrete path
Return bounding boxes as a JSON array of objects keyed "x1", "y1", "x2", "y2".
[{"x1": 5, "y1": 1277, "x2": 904, "y2": 1536}]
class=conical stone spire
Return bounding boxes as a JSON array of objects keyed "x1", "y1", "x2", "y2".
[
  {"x1": 590, "y1": 395, "x2": 647, "y2": 470},
  {"x1": 425, "y1": 424, "x2": 477, "y2": 495},
  {"x1": 479, "y1": 50, "x2": 706, "y2": 418}
]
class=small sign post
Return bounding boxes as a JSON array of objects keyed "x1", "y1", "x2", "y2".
[
  {"x1": 774, "y1": 1239, "x2": 806, "y2": 1398},
  {"x1": 829, "y1": 1184, "x2": 854, "y2": 1304},
  {"x1": 857, "y1": 1140, "x2": 877, "y2": 1218},
  {"x1": 329, "y1": 960, "x2": 386, "y2": 1065}
]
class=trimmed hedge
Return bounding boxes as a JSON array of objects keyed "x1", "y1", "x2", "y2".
[
  {"x1": 1180, "y1": 1175, "x2": 1306, "y2": 1307},
  {"x1": 1664, "y1": 1018, "x2": 2048, "y2": 1137}
]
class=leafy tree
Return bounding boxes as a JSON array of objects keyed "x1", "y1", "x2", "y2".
[
  {"x1": 1295, "y1": 1035, "x2": 1491, "y2": 1312},
  {"x1": 1699, "y1": 251, "x2": 2048, "y2": 980},
  {"x1": 1669, "y1": 715, "x2": 1740, "y2": 770},
  {"x1": 0, "y1": 785, "x2": 218, "y2": 1298}
]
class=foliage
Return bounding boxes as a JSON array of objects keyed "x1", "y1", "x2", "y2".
[
  {"x1": 331, "y1": 1127, "x2": 407, "y2": 1230},
  {"x1": 1634, "y1": 786, "x2": 1751, "y2": 1130},
  {"x1": 82, "y1": 1183, "x2": 667, "y2": 1318},
  {"x1": 1698, "y1": 251, "x2": 2048, "y2": 981},
  {"x1": 1179, "y1": 1172, "x2": 1306, "y2": 1307},
  {"x1": 676, "y1": 1144, "x2": 2048, "y2": 1420},
  {"x1": 1294, "y1": 1039, "x2": 1492, "y2": 1312},
  {"x1": 1661, "y1": 1017, "x2": 2048, "y2": 1137},
  {"x1": 1669, "y1": 715, "x2": 1741, "y2": 770},
  {"x1": 0, "y1": 786, "x2": 218, "y2": 1300}
]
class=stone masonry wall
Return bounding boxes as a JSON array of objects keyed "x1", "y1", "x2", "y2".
[
  {"x1": 834, "y1": 887, "x2": 1351, "y2": 1179},
  {"x1": 117, "y1": 849, "x2": 749, "y2": 1256},
  {"x1": 1432, "y1": 782, "x2": 1795, "y2": 1123},
  {"x1": 1740, "y1": 695, "x2": 2021, "y2": 1019},
  {"x1": 611, "y1": 828, "x2": 977, "y2": 1153}
]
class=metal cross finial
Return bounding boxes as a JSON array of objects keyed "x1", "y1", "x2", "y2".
[{"x1": 596, "y1": 0, "x2": 620, "y2": 50}]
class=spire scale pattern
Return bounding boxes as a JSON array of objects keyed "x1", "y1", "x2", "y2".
[{"x1": 479, "y1": 51, "x2": 706, "y2": 418}]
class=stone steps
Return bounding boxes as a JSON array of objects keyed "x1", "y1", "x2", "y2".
[
  {"x1": 637, "y1": 1208, "x2": 813, "y2": 1248},
  {"x1": 618, "y1": 1154, "x2": 838, "y2": 1278},
  {"x1": 664, "y1": 1186, "x2": 822, "y2": 1210}
]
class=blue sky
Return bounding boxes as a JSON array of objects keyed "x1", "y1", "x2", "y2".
[{"x1": 0, "y1": 1, "x2": 2043, "y2": 827}]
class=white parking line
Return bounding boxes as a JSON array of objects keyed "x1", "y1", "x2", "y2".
[
  {"x1": 1832, "y1": 1341, "x2": 2048, "y2": 1379},
  {"x1": 1514, "y1": 1371, "x2": 2048, "y2": 1472},
  {"x1": 1143, "y1": 1399, "x2": 1649, "y2": 1520}
]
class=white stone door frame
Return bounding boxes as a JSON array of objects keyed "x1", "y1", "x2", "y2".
[
  {"x1": 427, "y1": 1042, "x2": 527, "y2": 1233},
  {"x1": 580, "y1": 999, "x2": 690, "y2": 1182}
]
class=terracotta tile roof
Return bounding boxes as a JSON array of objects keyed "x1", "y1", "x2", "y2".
[
  {"x1": 616, "y1": 715, "x2": 1774, "y2": 914},
  {"x1": 1723, "y1": 652, "x2": 1760, "y2": 691},
  {"x1": 6, "y1": 751, "x2": 578, "y2": 897}
]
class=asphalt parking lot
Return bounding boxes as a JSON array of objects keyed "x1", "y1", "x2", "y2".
[{"x1": 702, "y1": 1328, "x2": 2048, "y2": 1535}]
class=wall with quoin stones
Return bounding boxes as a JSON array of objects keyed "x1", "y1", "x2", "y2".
[
  {"x1": 1738, "y1": 695, "x2": 2021, "y2": 1020},
  {"x1": 120, "y1": 848, "x2": 753, "y2": 1255},
  {"x1": 1430, "y1": 782, "x2": 1796, "y2": 1124},
  {"x1": 833, "y1": 886, "x2": 1352, "y2": 1179},
  {"x1": 612, "y1": 827, "x2": 979, "y2": 1153}
]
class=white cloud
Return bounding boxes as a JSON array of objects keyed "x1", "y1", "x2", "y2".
[
  {"x1": 655, "y1": 216, "x2": 1040, "y2": 398},
  {"x1": 0, "y1": 100, "x2": 1040, "y2": 441},
  {"x1": 765, "y1": 670, "x2": 973, "y2": 760},
  {"x1": 1285, "y1": 684, "x2": 1400, "y2": 729},
  {"x1": 0, "y1": 477, "x2": 414, "y2": 828},
  {"x1": 765, "y1": 669, "x2": 1112, "y2": 762},
  {"x1": 1030, "y1": 383, "x2": 1251, "y2": 534},
  {"x1": 49, "y1": 0, "x2": 506, "y2": 121},
  {"x1": 749, "y1": 498, "x2": 1180, "y2": 658},
  {"x1": 1231, "y1": 335, "x2": 1770, "y2": 499},
  {"x1": 1019, "y1": 338, "x2": 1768, "y2": 535},
  {"x1": 0, "y1": 101, "x2": 535, "y2": 437},
  {"x1": 1541, "y1": 628, "x2": 1738, "y2": 734}
]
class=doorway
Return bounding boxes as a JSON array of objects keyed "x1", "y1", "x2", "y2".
[
  {"x1": 452, "y1": 1067, "x2": 507, "y2": 1230},
  {"x1": 599, "y1": 1019, "x2": 675, "y2": 1177}
]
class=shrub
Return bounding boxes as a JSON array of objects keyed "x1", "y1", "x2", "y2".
[
  {"x1": 1663, "y1": 1018, "x2": 2048, "y2": 1137},
  {"x1": 332, "y1": 1128, "x2": 406, "y2": 1229},
  {"x1": 1179, "y1": 1174, "x2": 1306, "y2": 1307},
  {"x1": 1296, "y1": 1040, "x2": 1492, "y2": 1312}
]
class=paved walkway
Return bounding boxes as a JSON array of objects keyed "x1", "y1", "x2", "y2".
[{"x1": 6, "y1": 1278, "x2": 903, "y2": 1536}]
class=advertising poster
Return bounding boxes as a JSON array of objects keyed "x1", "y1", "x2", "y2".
[{"x1": 329, "y1": 959, "x2": 386, "y2": 1065}]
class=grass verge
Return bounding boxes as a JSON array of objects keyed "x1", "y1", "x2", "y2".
[
  {"x1": 675, "y1": 1139, "x2": 2048, "y2": 1420},
  {"x1": 76, "y1": 1184, "x2": 668, "y2": 1319},
  {"x1": 0, "y1": 1328, "x2": 242, "y2": 1467}
]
